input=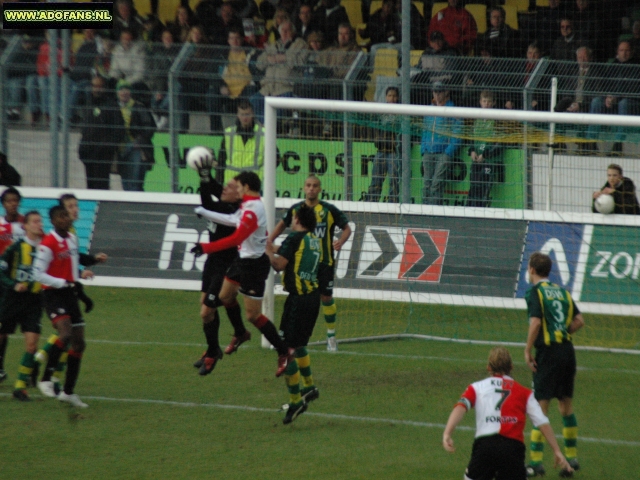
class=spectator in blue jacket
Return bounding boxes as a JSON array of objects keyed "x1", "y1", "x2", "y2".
[{"x1": 420, "y1": 81, "x2": 461, "y2": 205}]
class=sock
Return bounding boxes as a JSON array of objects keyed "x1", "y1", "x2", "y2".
[
  {"x1": 224, "y1": 301, "x2": 245, "y2": 337},
  {"x1": 529, "y1": 427, "x2": 545, "y2": 465},
  {"x1": 295, "y1": 347, "x2": 314, "y2": 390},
  {"x1": 0, "y1": 336, "x2": 8, "y2": 370},
  {"x1": 54, "y1": 351, "x2": 68, "y2": 382},
  {"x1": 255, "y1": 314, "x2": 287, "y2": 355},
  {"x1": 14, "y1": 352, "x2": 35, "y2": 390},
  {"x1": 562, "y1": 414, "x2": 578, "y2": 460},
  {"x1": 322, "y1": 298, "x2": 337, "y2": 337},
  {"x1": 36, "y1": 334, "x2": 60, "y2": 364},
  {"x1": 41, "y1": 339, "x2": 66, "y2": 382},
  {"x1": 284, "y1": 358, "x2": 301, "y2": 405},
  {"x1": 203, "y1": 311, "x2": 221, "y2": 356},
  {"x1": 63, "y1": 349, "x2": 83, "y2": 395}
]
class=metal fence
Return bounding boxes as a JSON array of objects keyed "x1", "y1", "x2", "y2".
[{"x1": 2, "y1": 35, "x2": 640, "y2": 210}]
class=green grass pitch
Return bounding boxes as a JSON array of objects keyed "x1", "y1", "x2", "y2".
[{"x1": 1, "y1": 287, "x2": 639, "y2": 479}]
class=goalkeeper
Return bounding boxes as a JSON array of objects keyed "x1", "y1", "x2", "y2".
[
  {"x1": 190, "y1": 149, "x2": 244, "y2": 376},
  {"x1": 268, "y1": 174, "x2": 351, "y2": 352},
  {"x1": 266, "y1": 204, "x2": 321, "y2": 424}
]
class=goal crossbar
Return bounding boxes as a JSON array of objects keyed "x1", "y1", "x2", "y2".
[{"x1": 262, "y1": 97, "x2": 640, "y2": 354}]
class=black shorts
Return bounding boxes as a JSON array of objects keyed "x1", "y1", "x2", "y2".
[
  {"x1": 533, "y1": 342, "x2": 576, "y2": 401},
  {"x1": 0, "y1": 292, "x2": 42, "y2": 335},
  {"x1": 225, "y1": 254, "x2": 271, "y2": 299},
  {"x1": 201, "y1": 254, "x2": 236, "y2": 308},
  {"x1": 279, "y1": 290, "x2": 321, "y2": 348},
  {"x1": 318, "y1": 263, "x2": 334, "y2": 297},
  {"x1": 466, "y1": 435, "x2": 526, "y2": 480},
  {"x1": 42, "y1": 287, "x2": 85, "y2": 328}
]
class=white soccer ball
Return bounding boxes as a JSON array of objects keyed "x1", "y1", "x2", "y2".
[
  {"x1": 594, "y1": 194, "x2": 615, "y2": 214},
  {"x1": 186, "y1": 146, "x2": 216, "y2": 170}
]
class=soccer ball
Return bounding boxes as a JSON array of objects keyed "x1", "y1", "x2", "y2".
[
  {"x1": 594, "y1": 194, "x2": 615, "y2": 214},
  {"x1": 186, "y1": 146, "x2": 216, "y2": 170}
]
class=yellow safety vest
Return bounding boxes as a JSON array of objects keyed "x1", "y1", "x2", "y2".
[{"x1": 223, "y1": 123, "x2": 265, "y2": 184}]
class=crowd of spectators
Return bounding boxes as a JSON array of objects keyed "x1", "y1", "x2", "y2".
[{"x1": 1, "y1": 0, "x2": 640, "y2": 140}]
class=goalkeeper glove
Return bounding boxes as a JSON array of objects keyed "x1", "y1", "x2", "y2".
[
  {"x1": 191, "y1": 244, "x2": 204, "y2": 257},
  {"x1": 198, "y1": 166, "x2": 211, "y2": 183},
  {"x1": 197, "y1": 151, "x2": 217, "y2": 183}
]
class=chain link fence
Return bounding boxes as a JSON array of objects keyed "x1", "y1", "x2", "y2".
[{"x1": 2, "y1": 35, "x2": 640, "y2": 210}]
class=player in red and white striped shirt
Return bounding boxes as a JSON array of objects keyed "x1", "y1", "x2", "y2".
[
  {"x1": 191, "y1": 171, "x2": 294, "y2": 377},
  {"x1": 442, "y1": 347, "x2": 571, "y2": 480},
  {"x1": 0, "y1": 186, "x2": 24, "y2": 382},
  {"x1": 0, "y1": 187, "x2": 24, "y2": 254},
  {"x1": 33, "y1": 205, "x2": 92, "y2": 408}
]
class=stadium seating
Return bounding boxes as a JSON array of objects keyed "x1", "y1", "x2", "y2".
[
  {"x1": 133, "y1": 0, "x2": 151, "y2": 17},
  {"x1": 369, "y1": 0, "x2": 382, "y2": 16},
  {"x1": 364, "y1": 48, "x2": 398, "y2": 101},
  {"x1": 410, "y1": 49, "x2": 423, "y2": 67},
  {"x1": 343, "y1": 0, "x2": 364, "y2": 27},
  {"x1": 503, "y1": 4, "x2": 519, "y2": 30},
  {"x1": 157, "y1": 0, "x2": 181, "y2": 24},
  {"x1": 72, "y1": 32, "x2": 84, "y2": 53},
  {"x1": 505, "y1": 0, "x2": 530, "y2": 12},
  {"x1": 465, "y1": 4, "x2": 487, "y2": 34},
  {"x1": 431, "y1": 2, "x2": 448, "y2": 18}
]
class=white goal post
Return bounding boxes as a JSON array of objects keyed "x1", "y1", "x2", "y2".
[{"x1": 261, "y1": 97, "x2": 640, "y2": 353}]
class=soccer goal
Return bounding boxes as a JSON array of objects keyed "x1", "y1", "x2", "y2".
[{"x1": 262, "y1": 96, "x2": 640, "y2": 355}]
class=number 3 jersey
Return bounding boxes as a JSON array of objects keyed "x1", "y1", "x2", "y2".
[
  {"x1": 456, "y1": 375, "x2": 549, "y2": 443},
  {"x1": 525, "y1": 280, "x2": 580, "y2": 348}
]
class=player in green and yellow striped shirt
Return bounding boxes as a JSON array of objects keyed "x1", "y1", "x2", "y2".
[
  {"x1": 524, "y1": 252, "x2": 585, "y2": 478},
  {"x1": 269, "y1": 174, "x2": 351, "y2": 352},
  {"x1": 266, "y1": 204, "x2": 321, "y2": 424},
  {"x1": 0, "y1": 211, "x2": 44, "y2": 401}
]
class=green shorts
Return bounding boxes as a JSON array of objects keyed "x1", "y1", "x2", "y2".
[
  {"x1": 0, "y1": 291, "x2": 42, "y2": 335},
  {"x1": 533, "y1": 342, "x2": 576, "y2": 401},
  {"x1": 279, "y1": 290, "x2": 321, "y2": 348}
]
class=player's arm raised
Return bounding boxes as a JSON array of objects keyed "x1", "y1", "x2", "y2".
[
  {"x1": 192, "y1": 210, "x2": 258, "y2": 256},
  {"x1": 193, "y1": 207, "x2": 239, "y2": 227}
]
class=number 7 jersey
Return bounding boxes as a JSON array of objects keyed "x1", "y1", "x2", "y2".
[{"x1": 456, "y1": 375, "x2": 549, "y2": 443}]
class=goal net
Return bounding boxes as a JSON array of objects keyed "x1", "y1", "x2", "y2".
[{"x1": 262, "y1": 96, "x2": 640, "y2": 354}]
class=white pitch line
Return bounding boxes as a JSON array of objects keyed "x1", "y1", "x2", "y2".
[
  {"x1": 82, "y1": 339, "x2": 640, "y2": 375},
  {"x1": 4, "y1": 393, "x2": 638, "y2": 448},
  {"x1": 14, "y1": 336, "x2": 639, "y2": 374}
]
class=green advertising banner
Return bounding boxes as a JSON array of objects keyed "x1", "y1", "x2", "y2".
[
  {"x1": 581, "y1": 225, "x2": 640, "y2": 304},
  {"x1": 145, "y1": 133, "x2": 525, "y2": 208}
]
